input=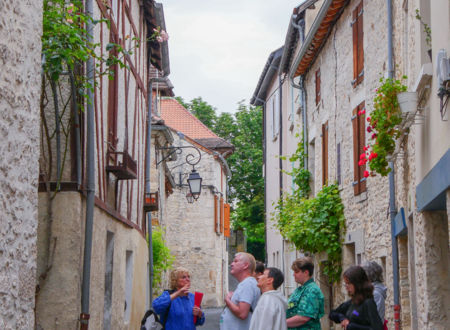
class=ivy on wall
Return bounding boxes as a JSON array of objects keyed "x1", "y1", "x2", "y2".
[{"x1": 275, "y1": 137, "x2": 346, "y2": 283}]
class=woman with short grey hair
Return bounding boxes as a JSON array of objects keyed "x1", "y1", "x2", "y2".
[{"x1": 363, "y1": 261, "x2": 387, "y2": 323}]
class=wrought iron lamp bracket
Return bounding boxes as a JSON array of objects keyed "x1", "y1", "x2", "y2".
[{"x1": 156, "y1": 145, "x2": 202, "y2": 168}]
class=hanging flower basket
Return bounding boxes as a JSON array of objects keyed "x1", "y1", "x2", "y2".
[
  {"x1": 359, "y1": 76, "x2": 408, "y2": 176},
  {"x1": 397, "y1": 91, "x2": 418, "y2": 114}
]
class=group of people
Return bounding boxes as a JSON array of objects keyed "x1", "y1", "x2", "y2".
[{"x1": 152, "y1": 252, "x2": 387, "y2": 330}]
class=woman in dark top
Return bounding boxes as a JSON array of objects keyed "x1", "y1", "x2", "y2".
[{"x1": 329, "y1": 265, "x2": 383, "y2": 330}]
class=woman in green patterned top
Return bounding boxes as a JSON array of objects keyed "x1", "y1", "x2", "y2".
[{"x1": 286, "y1": 257, "x2": 325, "y2": 330}]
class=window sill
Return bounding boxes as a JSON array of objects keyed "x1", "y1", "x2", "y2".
[{"x1": 355, "y1": 191, "x2": 367, "y2": 202}]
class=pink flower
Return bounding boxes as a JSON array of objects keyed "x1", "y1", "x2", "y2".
[
  {"x1": 367, "y1": 116, "x2": 371, "y2": 122},
  {"x1": 364, "y1": 170, "x2": 370, "y2": 178},
  {"x1": 367, "y1": 126, "x2": 372, "y2": 133},
  {"x1": 67, "y1": 18, "x2": 74, "y2": 24},
  {"x1": 156, "y1": 36, "x2": 163, "y2": 43},
  {"x1": 375, "y1": 88, "x2": 378, "y2": 92},
  {"x1": 360, "y1": 153, "x2": 366, "y2": 160},
  {"x1": 371, "y1": 133, "x2": 377, "y2": 139},
  {"x1": 67, "y1": 3, "x2": 74, "y2": 14},
  {"x1": 160, "y1": 30, "x2": 169, "y2": 41}
]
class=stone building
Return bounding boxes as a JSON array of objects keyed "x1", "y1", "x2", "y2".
[
  {"x1": 254, "y1": 0, "x2": 449, "y2": 329},
  {"x1": 35, "y1": 1, "x2": 172, "y2": 329},
  {"x1": 160, "y1": 98, "x2": 234, "y2": 307},
  {"x1": 0, "y1": 1, "x2": 43, "y2": 329}
]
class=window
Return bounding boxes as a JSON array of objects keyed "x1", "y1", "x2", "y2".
[
  {"x1": 124, "y1": 250, "x2": 134, "y2": 323},
  {"x1": 315, "y1": 69, "x2": 321, "y2": 105},
  {"x1": 224, "y1": 203, "x2": 231, "y2": 237},
  {"x1": 103, "y1": 232, "x2": 115, "y2": 330},
  {"x1": 271, "y1": 91, "x2": 280, "y2": 139},
  {"x1": 322, "y1": 122, "x2": 328, "y2": 186},
  {"x1": 352, "y1": 102, "x2": 366, "y2": 195},
  {"x1": 352, "y1": 2, "x2": 364, "y2": 87}
]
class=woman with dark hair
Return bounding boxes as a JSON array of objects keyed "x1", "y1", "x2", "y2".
[{"x1": 329, "y1": 265, "x2": 383, "y2": 330}]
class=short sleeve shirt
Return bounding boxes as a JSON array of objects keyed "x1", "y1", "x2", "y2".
[
  {"x1": 220, "y1": 276, "x2": 260, "y2": 330},
  {"x1": 286, "y1": 279, "x2": 324, "y2": 330}
]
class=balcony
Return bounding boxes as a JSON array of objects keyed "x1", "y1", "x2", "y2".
[
  {"x1": 143, "y1": 192, "x2": 159, "y2": 212},
  {"x1": 106, "y1": 151, "x2": 137, "y2": 180}
]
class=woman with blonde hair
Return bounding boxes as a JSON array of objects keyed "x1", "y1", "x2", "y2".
[{"x1": 153, "y1": 267, "x2": 205, "y2": 329}]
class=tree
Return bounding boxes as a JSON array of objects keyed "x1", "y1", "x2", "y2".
[{"x1": 176, "y1": 96, "x2": 217, "y2": 129}]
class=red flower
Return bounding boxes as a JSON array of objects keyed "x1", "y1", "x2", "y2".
[
  {"x1": 367, "y1": 126, "x2": 372, "y2": 133},
  {"x1": 367, "y1": 116, "x2": 371, "y2": 122},
  {"x1": 358, "y1": 160, "x2": 365, "y2": 166},
  {"x1": 358, "y1": 110, "x2": 362, "y2": 115},
  {"x1": 361, "y1": 109, "x2": 366, "y2": 115},
  {"x1": 368, "y1": 152, "x2": 378, "y2": 160},
  {"x1": 363, "y1": 146, "x2": 369, "y2": 151},
  {"x1": 364, "y1": 170, "x2": 370, "y2": 178},
  {"x1": 371, "y1": 133, "x2": 377, "y2": 139},
  {"x1": 360, "y1": 153, "x2": 366, "y2": 160}
]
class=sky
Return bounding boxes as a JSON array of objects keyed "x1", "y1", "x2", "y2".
[{"x1": 162, "y1": 0, "x2": 304, "y2": 113}]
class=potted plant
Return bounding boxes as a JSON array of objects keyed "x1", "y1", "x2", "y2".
[
  {"x1": 359, "y1": 76, "x2": 407, "y2": 176},
  {"x1": 415, "y1": 9, "x2": 432, "y2": 60}
]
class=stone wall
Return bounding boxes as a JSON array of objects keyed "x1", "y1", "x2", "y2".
[
  {"x1": 0, "y1": 1, "x2": 43, "y2": 328},
  {"x1": 164, "y1": 133, "x2": 229, "y2": 307}
]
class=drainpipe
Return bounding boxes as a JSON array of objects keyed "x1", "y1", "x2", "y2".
[
  {"x1": 278, "y1": 74, "x2": 286, "y2": 287},
  {"x1": 145, "y1": 77, "x2": 166, "y2": 306},
  {"x1": 80, "y1": 0, "x2": 95, "y2": 327},
  {"x1": 387, "y1": 0, "x2": 400, "y2": 328}
]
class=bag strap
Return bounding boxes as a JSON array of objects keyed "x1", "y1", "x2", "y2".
[{"x1": 162, "y1": 290, "x2": 176, "y2": 327}]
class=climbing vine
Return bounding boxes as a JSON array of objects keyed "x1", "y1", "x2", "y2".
[
  {"x1": 275, "y1": 137, "x2": 345, "y2": 283},
  {"x1": 149, "y1": 227, "x2": 174, "y2": 294}
]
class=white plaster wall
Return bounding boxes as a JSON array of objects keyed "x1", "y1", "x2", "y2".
[{"x1": 0, "y1": 1, "x2": 42, "y2": 328}]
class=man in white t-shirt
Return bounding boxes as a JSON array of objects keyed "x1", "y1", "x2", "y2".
[{"x1": 220, "y1": 252, "x2": 260, "y2": 330}]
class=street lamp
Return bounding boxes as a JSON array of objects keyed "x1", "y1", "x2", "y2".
[
  {"x1": 185, "y1": 192, "x2": 194, "y2": 204},
  {"x1": 187, "y1": 169, "x2": 202, "y2": 200}
]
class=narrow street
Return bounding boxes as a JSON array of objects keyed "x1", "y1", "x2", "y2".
[{"x1": 202, "y1": 308, "x2": 222, "y2": 330}]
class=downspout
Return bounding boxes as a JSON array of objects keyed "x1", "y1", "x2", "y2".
[
  {"x1": 262, "y1": 101, "x2": 267, "y2": 265},
  {"x1": 80, "y1": 0, "x2": 95, "y2": 327},
  {"x1": 387, "y1": 0, "x2": 400, "y2": 328},
  {"x1": 278, "y1": 74, "x2": 285, "y2": 287},
  {"x1": 145, "y1": 77, "x2": 166, "y2": 306}
]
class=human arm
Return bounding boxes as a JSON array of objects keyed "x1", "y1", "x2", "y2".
[
  {"x1": 193, "y1": 306, "x2": 205, "y2": 326},
  {"x1": 152, "y1": 291, "x2": 172, "y2": 315},
  {"x1": 286, "y1": 315, "x2": 311, "y2": 327},
  {"x1": 224, "y1": 291, "x2": 252, "y2": 320},
  {"x1": 329, "y1": 300, "x2": 352, "y2": 324}
]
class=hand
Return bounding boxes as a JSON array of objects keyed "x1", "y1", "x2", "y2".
[
  {"x1": 341, "y1": 319, "x2": 349, "y2": 329},
  {"x1": 175, "y1": 283, "x2": 190, "y2": 298},
  {"x1": 226, "y1": 291, "x2": 234, "y2": 300},
  {"x1": 193, "y1": 306, "x2": 202, "y2": 317}
]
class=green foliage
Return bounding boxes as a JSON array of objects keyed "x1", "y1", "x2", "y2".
[
  {"x1": 285, "y1": 134, "x2": 311, "y2": 199},
  {"x1": 362, "y1": 77, "x2": 407, "y2": 176},
  {"x1": 148, "y1": 227, "x2": 174, "y2": 293},
  {"x1": 415, "y1": 9, "x2": 432, "y2": 48},
  {"x1": 179, "y1": 97, "x2": 218, "y2": 129},
  {"x1": 275, "y1": 184, "x2": 345, "y2": 283}
]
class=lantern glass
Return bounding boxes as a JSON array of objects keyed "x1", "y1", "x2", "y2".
[
  {"x1": 187, "y1": 170, "x2": 202, "y2": 199},
  {"x1": 186, "y1": 193, "x2": 194, "y2": 204}
]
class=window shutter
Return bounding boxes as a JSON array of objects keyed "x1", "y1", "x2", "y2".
[
  {"x1": 352, "y1": 2, "x2": 364, "y2": 87},
  {"x1": 224, "y1": 203, "x2": 230, "y2": 237},
  {"x1": 322, "y1": 121, "x2": 328, "y2": 186},
  {"x1": 352, "y1": 6, "x2": 358, "y2": 85},
  {"x1": 315, "y1": 69, "x2": 321, "y2": 105},
  {"x1": 220, "y1": 197, "x2": 224, "y2": 233},
  {"x1": 358, "y1": 102, "x2": 366, "y2": 193},
  {"x1": 352, "y1": 108, "x2": 360, "y2": 195},
  {"x1": 214, "y1": 195, "x2": 218, "y2": 234},
  {"x1": 357, "y1": 2, "x2": 364, "y2": 85}
]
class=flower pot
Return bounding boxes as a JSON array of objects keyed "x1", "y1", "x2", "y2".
[{"x1": 397, "y1": 92, "x2": 418, "y2": 114}]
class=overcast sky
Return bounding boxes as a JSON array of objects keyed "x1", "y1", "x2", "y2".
[{"x1": 163, "y1": 0, "x2": 304, "y2": 113}]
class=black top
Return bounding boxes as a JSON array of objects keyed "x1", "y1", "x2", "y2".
[{"x1": 329, "y1": 298, "x2": 383, "y2": 330}]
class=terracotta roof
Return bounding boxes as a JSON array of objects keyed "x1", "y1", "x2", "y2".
[
  {"x1": 160, "y1": 98, "x2": 234, "y2": 151},
  {"x1": 294, "y1": 0, "x2": 349, "y2": 77}
]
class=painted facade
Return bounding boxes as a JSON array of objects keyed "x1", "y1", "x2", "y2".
[{"x1": 36, "y1": 1, "x2": 170, "y2": 329}]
